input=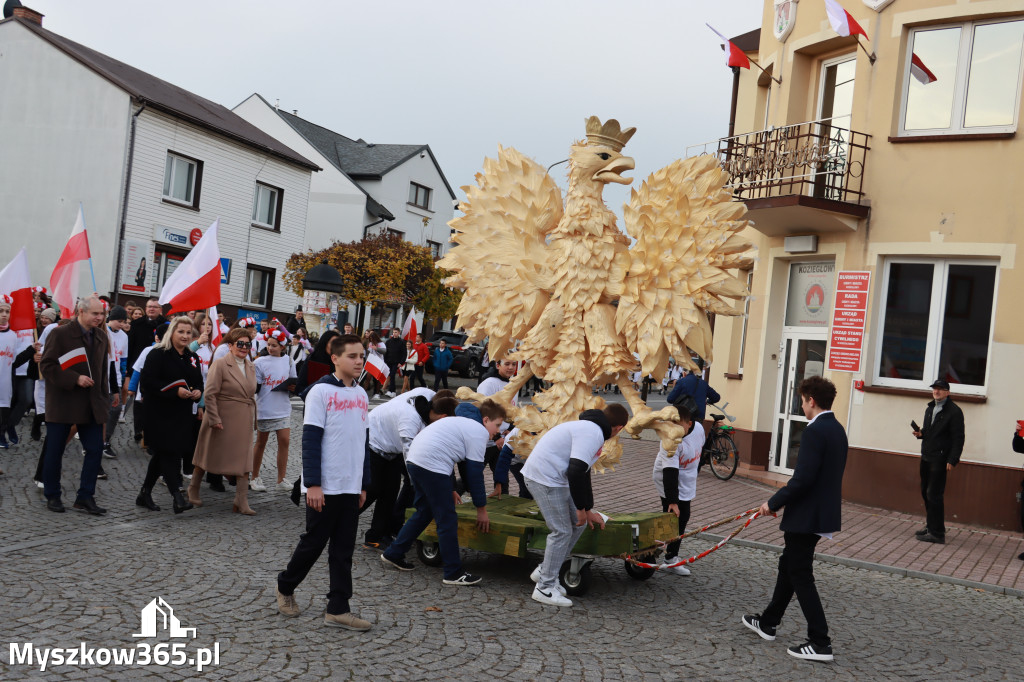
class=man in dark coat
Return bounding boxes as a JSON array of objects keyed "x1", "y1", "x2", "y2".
[
  {"x1": 743, "y1": 375, "x2": 846, "y2": 663},
  {"x1": 39, "y1": 296, "x2": 120, "y2": 515},
  {"x1": 912, "y1": 379, "x2": 965, "y2": 544},
  {"x1": 666, "y1": 358, "x2": 721, "y2": 422},
  {"x1": 286, "y1": 306, "x2": 307, "y2": 336},
  {"x1": 383, "y1": 327, "x2": 406, "y2": 397}
]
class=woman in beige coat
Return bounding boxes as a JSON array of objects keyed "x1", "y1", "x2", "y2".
[{"x1": 188, "y1": 327, "x2": 258, "y2": 514}]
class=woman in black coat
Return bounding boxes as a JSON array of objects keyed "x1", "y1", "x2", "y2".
[{"x1": 138, "y1": 316, "x2": 203, "y2": 513}]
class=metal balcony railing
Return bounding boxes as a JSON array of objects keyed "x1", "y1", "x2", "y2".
[{"x1": 687, "y1": 118, "x2": 871, "y2": 204}]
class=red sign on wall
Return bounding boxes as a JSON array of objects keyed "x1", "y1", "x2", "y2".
[
  {"x1": 827, "y1": 271, "x2": 871, "y2": 373},
  {"x1": 189, "y1": 228, "x2": 203, "y2": 246}
]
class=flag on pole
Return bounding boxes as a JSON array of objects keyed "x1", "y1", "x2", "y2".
[
  {"x1": 910, "y1": 53, "x2": 938, "y2": 84},
  {"x1": 401, "y1": 310, "x2": 418, "y2": 342},
  {"x1": 364, "y1": 353, "x2": 390, "y2": 384},
  {"x1": 50, "y1": 205, "x2": 92, "y2": 319},
  {"x1": 58, "y1": 347, "x2": 90, "y2": 372},
  {"x1": 706, "y1": 24, "x2": 752, "y2": 69},
  {"x1": 208, "y1": 306, "x2": 223, "y2": 346},
  {"x1": 158, "y1": 220, "x2": 221, "y2": 314},
  {"x1": 0, "y1": 248, "x2": 36, "y2": 331},
  {"x1": 824, "y1": 0, "x2": 868, "y2": 39}
]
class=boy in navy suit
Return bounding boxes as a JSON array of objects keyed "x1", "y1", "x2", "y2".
[{"x1": 743, "y1": 376, "x2": 846, "y2": 662}]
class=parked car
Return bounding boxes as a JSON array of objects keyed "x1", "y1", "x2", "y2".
[{"x1": 424, "y1": 331, "x2": 483, "y2": 378}]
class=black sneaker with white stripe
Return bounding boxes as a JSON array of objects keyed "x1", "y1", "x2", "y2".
[
  {"x1": 442, "y1": 572, "x2": 482, "y2": 586},
  {"x1": 741, "y1": 614, "x2": 776, "y2": 641},
  {"x1": 787, "y1": 641, "x2": 834, "y2": 662},
  {"x1": 380, "y1": 554, "x2": 415, "y2": 571}
]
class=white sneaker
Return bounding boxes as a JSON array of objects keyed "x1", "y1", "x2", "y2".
[
  {"x1": 371, "y1": 394, "x2": 380, "y2": 401},
  {"x1": 250, "y1": 476, "x2": 267, "y2": 492},
  {"x1": 532, "y1": 585, "x2": 572, "y2": 607},
  {"x1": 277, "y1": 479, "x2": 292, "y2": 491},
  {"x1": 385, "y1": 391, "x2": 396, "y2": 398},
  {"x1": 529, "y1": 566, "x2": 567, "y2": 596},
  {"x1": 664, "y1": 557, "x2": 691, "y2": 576}
]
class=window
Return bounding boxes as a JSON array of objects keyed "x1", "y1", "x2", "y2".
[
  {"x1": 243, "y1": 266, "x2": 275, "y2": 308},
  {"x1": 163, "y1": 152, "x2": 202, "y2": 207},
  {"x1": 251, "y1": 182, "x2": 283, "y2": 230},
  {"x1": 151, "y1": 249, "x2": 186, "y2": 293},
  {"x1": 900, "y1": 18, "x2": 1024, "y2": 136},
  {"x1": 386, "y1": 228, "x2": 405, "y2": 238},
  {"x1": 408, "y1": 182, "x2": 432, "y2": 210},
  {"x1": 427, "y1": 240, "x2": 443, "y2": 259},
  {"x1": 875, "y1": 259, "x2": 997, "y2": 392},
  {"x1": 738, "y1": 270, "x2": 753, "y2": 374}
]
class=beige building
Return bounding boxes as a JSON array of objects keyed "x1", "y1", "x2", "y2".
[{"x1": 693, "y1": 0, "x2": 1024, "y2": 529}]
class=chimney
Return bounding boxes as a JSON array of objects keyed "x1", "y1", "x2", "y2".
[{"x1": 12, "y1": 6, "x2": 44, "y2": 25}]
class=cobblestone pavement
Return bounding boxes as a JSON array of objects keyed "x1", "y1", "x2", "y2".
[{"x1": 1, "y1": 405, "x2": 1022, "y2": 680}]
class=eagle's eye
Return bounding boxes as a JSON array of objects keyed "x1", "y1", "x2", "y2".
[{"x1": 597, "y1": 152, "x2": 611, "y2": 161}]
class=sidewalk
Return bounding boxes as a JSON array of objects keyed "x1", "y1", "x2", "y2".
[{"x1": 549, "y1": 436, "x2": 1024, "y2": 597}]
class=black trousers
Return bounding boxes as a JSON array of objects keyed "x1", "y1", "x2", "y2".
[
  {"x1": 659, "y1": 498, "x2": 691, "y2": 558},
  {"x1": 278, "y1": 493, "x2": 360, "y2": 615},
  {"x1": 133, "y1": 400, "x2": 145, "y2": 439},
  {"x1": 760, "y1": 532, "x2": 830, "y2": 647},
  {"x1": 432, "y1": 369, "x2": 449, "y2": 389},
  {"x1": 387, "y1": 363, "x2": 399, "y2": 392},
  {"x1": 920, "y1": 458, "x2": 948, "y2": 537},
  {"x1": 366, "y1": 452, "x2": 405, "y2": 543},
  {"x1": 412, "y1": 365, "x2": 425, "y2": 388},
  {"x1": 142, "y1": 445, "x2": 184, "y2": 494},
  {"x1": 391, "y1": 464, "x2": 414, "y2": 535}
]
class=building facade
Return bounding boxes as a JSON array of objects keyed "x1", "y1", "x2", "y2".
[{"x1": 695, "y1": 0, "x2": 1024, "y2": 529}]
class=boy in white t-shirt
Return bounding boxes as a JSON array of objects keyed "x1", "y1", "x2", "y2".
[
  {"x1": 651, "y1": 405, "x2": 702, "y2": 576},
  {"x1": 381, "y1": 399, "x2": 506, "y2": 586},
  {"x1": 521, "y1": 404, "x2": 630, "y2": 607},
  {"x1": 276, "y1": 334, "x2": 373, "y2": 631}
]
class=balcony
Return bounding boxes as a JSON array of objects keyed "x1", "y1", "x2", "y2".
[{"x1": 688, "y1": 119, "x2": 871, "y2": 237}]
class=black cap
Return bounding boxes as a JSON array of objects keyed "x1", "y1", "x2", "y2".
[
  {"x1": 107, "y1": 305, "x2": 128, "y2": 322},
  {"x1": 930, "y1": 379, "x2": 950, "y2": 390},
  {"x1": 295, "y1": 304, "x2": 303, "y2": 312}
]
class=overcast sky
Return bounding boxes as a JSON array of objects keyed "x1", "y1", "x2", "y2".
[{"x1": 32, "y1": 0, "x2": 765, "y2": 213}]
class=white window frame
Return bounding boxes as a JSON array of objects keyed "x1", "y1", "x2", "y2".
[
  {"x1": 872, "y1": 257, "x2": 998, "y2": 395},
  {"x1": 163, "y1": 152, "x2": 198, "y2": 205},
  {"x1": 427, "y1": 240, "x2": 443, "y2": 259},
  {"x1": 897, "y1": 18, "x2": 1024, "y2": 137},
  {"x1": 243, "y1": 267, "x2": 272, "y2": 308},
  {"x1": 737, "y1": 270, "x2": 754, "y2": 375},
  {"x1": 409, "y1": 182, "x2": 432, "y2": 210},
  {"x1": 251, "y1": 182, "x2": 280, "y2": 229}
]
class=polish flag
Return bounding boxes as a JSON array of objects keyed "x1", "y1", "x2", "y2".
[
  {"x1": 208, "y1": 306, "x2": 222, "y2": 346},
  {"x1": 161, "y1": 379, "x2": 190, "y2": 393},
  {"x1": 910, "y1": 53, "x2": 938, "y2": 84},
  {"x1": 706, "y1": 24, "x2": 751, "y2": 69},
  {"x1": 0, "y1": 248, "x2": 36, "y2": 331},
  {"x1": 364, "y1": 352, "x2": 390, "y2": 383},
  {"x1": 50, "y1": 205, "x2": 92, "y2": 319},
  {"x1": 401, "y1": 310, "x2": 418, "y2": 342},
  {"x1": 824, "y1": 0, "x2": 868, "y2": 39},
  {"x1": 59, "y1": 347, "x2": 89, "y2": 371},
  {"x1": 159, "y1": 220, "x2": 221, "y2": 314}
]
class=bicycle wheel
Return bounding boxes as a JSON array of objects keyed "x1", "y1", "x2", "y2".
[{"x1": 708, "y1": 433, "x2": 739, "y2": 481}]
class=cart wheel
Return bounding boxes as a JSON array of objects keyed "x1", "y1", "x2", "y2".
[
  {"x1": 623, "y1": 559, "x2": 656, "y2": 581},
  {"x1": 416, "y1": 540, "x2": 443, "y2": 567},
  {"x1": 559, "y1": 560, "x2": 592, "y2": 596}
]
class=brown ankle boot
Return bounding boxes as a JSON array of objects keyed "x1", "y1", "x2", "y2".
[
  {"x1": 232, "y1": 476, "x2": 256, "y2": 515},
  {"x1": 187, "y1": 473, "x2": 203, "y2": 507}
]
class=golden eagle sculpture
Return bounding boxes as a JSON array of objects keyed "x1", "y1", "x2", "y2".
[{"x1": 439, "y1": 117, "x2": 755, "y2": 470}]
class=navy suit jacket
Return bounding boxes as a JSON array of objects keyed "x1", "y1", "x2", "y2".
[{"x1": 768, "y1": 411, "x2": 847, "y2": 534}]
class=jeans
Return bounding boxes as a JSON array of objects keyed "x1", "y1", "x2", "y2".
[
  {"x1": 432, "y1": 369, "x2": 449, "y2": 390},
  {"x1": 385, "y1": 463, "x2": 462, "y2": 579},
  {"x1": 760, "y1": 532, "x2": 830, "y2": 647},
  {"x1": 105, "y1": 395, "x2": 121, "y2": 443},
  {"x1": 525, "y1": 477, "x2": 585, "y2": 593},
  {"x1": 42, "y1": 421, "x2": 104, "y2": 500},
  {"x1": 278, "y1": 493, "x2": 360, "y2": 615},
  {"x1": 366, "y1": 451, "x2": 405, "y2": 543},
  {"x1": 660, "y1": 497, "x2": 691, "y2": 558},
  {"x1": 510, "y1": 462, "x2": 532, "y2": 499},
  {"x1": 390, "y1": 463, "x2": 414, "y2": 536},
  {"x1": 8, "y1": 377, "x2": 35, "y2": 427},
  {"x1": 919, "y1": 458, "x2": 948, "y2": 537}
]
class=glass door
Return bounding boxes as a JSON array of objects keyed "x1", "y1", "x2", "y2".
[
  {"x1": 814, "y1": 55, "x2": 856, "y2": 200},
  {"x1": 770, "y1": 335, "x2": 828, "y2": 474}
]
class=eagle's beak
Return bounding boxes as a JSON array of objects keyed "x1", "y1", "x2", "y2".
[{"x1": 594, "y1": 156, "x2": 635, "y2": 185}]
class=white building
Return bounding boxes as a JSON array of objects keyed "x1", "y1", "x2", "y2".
[
  {"x1": 0, "y1": 10, "x2": 319, "y2": 322},
  {"x1": 233, "y1": 94, "x2": 457, "y2": 331}
]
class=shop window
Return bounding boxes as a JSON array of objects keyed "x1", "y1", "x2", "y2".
[
  {"x1": 899, "y1": 18, "x2": 1024, "y2": 136},
  {"x1": 875, "y1": 259, "x2": 996, "y2": 392},
  {"x1": 152, "y1": 249, "x2": 186, "y2": 293}
]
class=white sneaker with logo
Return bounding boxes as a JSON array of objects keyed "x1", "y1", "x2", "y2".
[
  {"x1": 250, "y1": 476, "x2": 268, "y2": 492},
  {"x1": 664, "y1": 557, "x2": 691, "y2": 576},
  {"x1": 277, "y1": 479, "x2": 292, "y2": 491},
  {"x1": 529, "y1": 566, "x2": 567, "y2": 596},
  {"x1": 531, "y1": 585, "x2": 572, "y2": 607}
]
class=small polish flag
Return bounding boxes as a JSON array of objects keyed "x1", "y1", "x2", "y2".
[
  {"x1": 401, "y1": 310, "x2": 418, "y2": 342},
  {"x1": 706, "y1": 24, "x2": 752, "y2": 69},
  {"x1": 208, "y1": 306, "x2": 223, "y2": 347},
  {"x1": 364, "y1": 353, "x2": 390, "y2": 384},
  {"x1": 59, "y1": 347, "x2": 89, "y2": 371},
  {"x1": 910, "y1": 53, "x2": 937, "y2": 84},
  {"x1": 159, "y1": 219, "x2": 221, "y2": 314},
  {"x1": 824, "y1": 0, "x2": 868, "y2": 39},
  {"x1": 161, "y1": 379, "x2": 190, "y2": 393}
]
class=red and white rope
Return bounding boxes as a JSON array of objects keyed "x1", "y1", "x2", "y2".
[{"x1": 624, "y1": 508, "x2": 765, "y2": 570}]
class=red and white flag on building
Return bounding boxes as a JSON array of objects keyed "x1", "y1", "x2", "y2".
[
  {"x1": 58, "y1": 347, "x2": 89, "y2": 372},
  {"x1": 159, "y1": 220, "x2": 221, "y2": 314},
  {"x1": 208, "y1": 306, "x2": 223, "y2": 346},
  {"x1": 50, "y1": 205, "x2": 92, "y2": 319},
  {"x1": 364, "y1": 352, "x2": 390, "y2": 384},
  {"x1": 0, "y1": 248, "x2": 36, "y2": 331},
  {"x1": 824, "y1": 0, "x2": 869, "y2": 39},
  {"x1": 910, "y1": 52, "x2": 938, "y2": 84},
  {"x1": 401, "y1": 309, "x2": 418, "y2": 342},
  {"x1": 706, "y1": 24, "x2": 752, "y2": 69}
]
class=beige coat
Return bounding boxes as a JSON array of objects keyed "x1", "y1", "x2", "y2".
[{"x1": 192, "y1": 353, "x2": 257, "y2": 476}]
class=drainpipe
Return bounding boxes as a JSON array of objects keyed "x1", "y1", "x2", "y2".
[{"x1": 112, "y1": 99, "x2": 147, "y2": 303}]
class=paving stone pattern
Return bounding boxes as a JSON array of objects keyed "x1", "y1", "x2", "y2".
[{"x1": 1, "y1": 405, "x2": 1022, "y2": 680}]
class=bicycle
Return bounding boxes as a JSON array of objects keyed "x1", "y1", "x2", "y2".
[{"x1": 700, "y1": 413, "x2": 739, "y2": 481}]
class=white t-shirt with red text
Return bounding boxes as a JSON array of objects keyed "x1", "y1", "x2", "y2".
[
  {"x1": 301, "y1": 380, "x2": 368, "y2": 495},
  {"x1": 254, "y1": 355, "x2": 297, "y2": 421}
]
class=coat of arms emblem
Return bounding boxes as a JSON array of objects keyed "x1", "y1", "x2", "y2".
[{"x1": 773, "y1": 0, "x2": 799, "y2": 42}]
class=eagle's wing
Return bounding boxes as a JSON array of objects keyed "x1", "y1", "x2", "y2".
[
  {"x1": 616, "y1": 154, "x2": 755, "y2": 377},
  {"x1": 438, "y1": 146, "x2": 561, "y2": 358}
]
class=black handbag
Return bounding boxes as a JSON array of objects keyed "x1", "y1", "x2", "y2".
[{"x1": 670, "y1": 393, "x2": 699, "y2": 418}]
